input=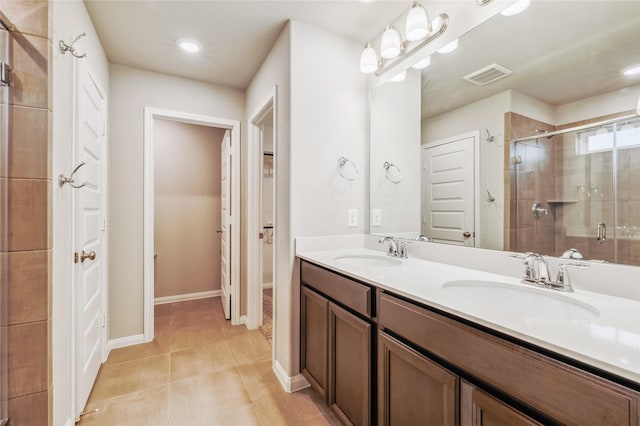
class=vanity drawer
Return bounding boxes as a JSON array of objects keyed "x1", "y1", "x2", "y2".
[
  {"x1": 378, "y1": 292, "x2": 639, "y2": 426},
  {"x1": 301, "y1": 261, "x2": 372, "y2": 318}
]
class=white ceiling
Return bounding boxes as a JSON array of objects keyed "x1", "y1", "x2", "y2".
[{"x1": 83, "y1": 0, "x2": 410, "y2": 89}]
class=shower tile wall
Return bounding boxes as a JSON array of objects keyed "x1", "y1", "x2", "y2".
[
  {"x1": 506, "y1": 112, "x2": 556, "y2": 255},
  {"x1": 0, "y1": 1, "x2": 52, "y2": 424}
]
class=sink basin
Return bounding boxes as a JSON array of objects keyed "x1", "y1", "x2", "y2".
[
  {"x1": 442, "y1": 280, "x2": 600, "y2": 320},
  {"x1": 334, "y1": 254, "x2": 403, "y2": 267}
]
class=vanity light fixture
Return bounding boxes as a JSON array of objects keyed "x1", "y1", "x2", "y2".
[
  {"x1": 500, "y1": 0, "x2": 531, "y2": 17},
  {"x1": 622, "y1": 64, "x2": 640, "y2": 76},
  {"x1": 412, "y1": 55, "x2": 431, "y2": 70},
  {"x1": 380, "y1": 25, "x2": 403, "y2": 59},
  {"x1": 359, "y1": 42, "x2": 379, "y2": 74},
  {"x1": 176, "y1": 37, "x2": 202, "y2": 53},
  {"x1": 406, "y1": 2, "x2": 431, "y2": 42},
  {"x1": 358, "y1": 1, "x2": 449, "y2": 76},
  {"x1": 437, "y1": 39, "x2": 458, "y2": 54},
  {"x1": 390, "y1": 71, "x2": 407, "y2": 82}
]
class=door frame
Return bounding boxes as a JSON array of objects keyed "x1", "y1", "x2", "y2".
[
  {"x1": 422, "y1": 130, "x2": 481, "y2": 248},
  {"x1": 70, "y1": 58, "x2": 108, "y2": 419},
  {"x1": 143, "y1": 107, "x2": 241, "y2": 340},
  {"x1": 247, "y1": 87, "x2": 277, "y2": 331}
]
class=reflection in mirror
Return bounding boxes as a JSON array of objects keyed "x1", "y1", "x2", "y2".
[{"x1": 369, "y1": 1, "x2": 640, "y2": 266}]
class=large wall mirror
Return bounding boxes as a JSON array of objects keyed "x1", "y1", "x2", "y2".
[{"x1": 369, "y1": 0, "x2": 640, "y2": 266}]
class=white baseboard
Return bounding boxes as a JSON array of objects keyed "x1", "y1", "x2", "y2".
[
  {"x1": 262, "y1": 282, "x2": 273, "y2": 289},
  {"x1": 154, "y1": 289, "x2": 221, "y2": 305},
  {"x1": 273, "y1": 359, "x2": 310, "y2": 393},
  {"x1": 108, "y1": 333, "x2": 145, "y2": 351}
]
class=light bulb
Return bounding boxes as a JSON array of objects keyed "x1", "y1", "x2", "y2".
[
  {"x1": 390, "y1": 71, "x2": 406, "y2": 82},
  {"x1": 360, "y1": 43, "x2": 378, "y2": 74},
  {"x1": 501, "y1": 0, "x2": 531, "y2": 16},
  {"x1": 380, "y1": 25, "x2": 402, "y2": 59},
  {"x1": 437, "y1": 39, "x2": 458, "y2": 54},
  {"x1": 412, "y1": 56, "x2": 431, "y2": 70},
  {"x1": 406, "y1": 2, "x2": 430, "y2": 42}
]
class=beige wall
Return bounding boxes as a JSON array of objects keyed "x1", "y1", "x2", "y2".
[
  {"x1": 153, "y1": 120, "x2": 225, "y2": 298},
  {"x1": 108, "y1": 64, "x2": 244, "y2": 339}
]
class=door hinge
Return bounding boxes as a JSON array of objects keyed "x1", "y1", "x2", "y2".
[
  {"x1": 74, "y1": 252, "x2": 79, "y2": 264},
  {"x1": 101, "y1": 313, "x2": 106, "y2": 328}
]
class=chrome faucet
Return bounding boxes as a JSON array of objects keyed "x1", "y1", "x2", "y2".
[
  {"x1": 510, "y1": 253, "x2": 589, "y2": 292},
  {"x1": 379, "y1": 236, "x2": 408, "y2": 258}
]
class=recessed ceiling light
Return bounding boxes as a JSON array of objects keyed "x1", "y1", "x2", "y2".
[
  {"x1": 177, "y1": 37, "x2": 201, "y2": 53},
  {"x1": 501, "y1": 0, "x2": 531, "y2": 17},
  {"x1": 437, "y1": 39, "x2": 458, "y2": 54},
  {"x1": 622, "y1": 64, "x2": 640, "y2": 76}
]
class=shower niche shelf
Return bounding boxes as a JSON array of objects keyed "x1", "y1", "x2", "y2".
[{"x1": 547, "y1": 199, "x2": 579, "y2": 204}]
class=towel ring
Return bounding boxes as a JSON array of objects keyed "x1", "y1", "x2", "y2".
[
  {"x1": 337, "y1": 157, "x2": 358, "y2": 181},
  {"x1": 383, "y1": 161, "x2": 402, "y2": 184}
]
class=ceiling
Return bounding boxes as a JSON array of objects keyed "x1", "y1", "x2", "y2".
[
  {"x1": 419, "y1": 1, "x2": 640, "y2": 119},
  {"x1": 83, "y1": 0, "x2": 410, "y2": 89}
]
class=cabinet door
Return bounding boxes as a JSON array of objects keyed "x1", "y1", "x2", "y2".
[
  {"x1": 301, "y1": 286, "x2": 329, "y2": 399},
  {"x1": 461, "y1": 381, "x2": 541, "y2": 426},
  {"x1": 378, "y1": 331, "x2": 457, "y2": 426},
  {"x1": 328, "y1": 302, "x2": 371, "y2": 426}
]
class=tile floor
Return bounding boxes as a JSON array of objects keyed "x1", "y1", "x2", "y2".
[{"x1": 78, "y1": 297, "x2": 340, "y2": 425}]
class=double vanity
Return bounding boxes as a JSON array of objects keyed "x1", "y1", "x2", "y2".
[{"x1": 296, "y1": 237, "x2": 640, "y2": 425}]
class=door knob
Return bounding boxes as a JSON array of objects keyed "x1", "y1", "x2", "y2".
[{"x1": 75, "y1": 250, "x2": 96, "y2": 263}]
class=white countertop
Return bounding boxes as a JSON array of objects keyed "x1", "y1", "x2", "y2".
[{"x1": 297, "y1": 247, "x2": 640, "y2": 385}]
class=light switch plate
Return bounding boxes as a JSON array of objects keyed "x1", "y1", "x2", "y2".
[
  {"x1": 371, "y1": 209, "x2": 382, "y2": 227},
  {"x1": 348, "y1": 209, "x2": 358, "y2": 227}
]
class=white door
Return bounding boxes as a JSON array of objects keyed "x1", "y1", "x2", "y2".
[
  {"x1": 422, "y1": 135, "x2": 476, "y2": 246},
  {"x1": 220, "y1": 131, "x2": 232, "y2": 320},
  {"x1": 74, "y1": 62, "x2": 106, "y2": 416}
]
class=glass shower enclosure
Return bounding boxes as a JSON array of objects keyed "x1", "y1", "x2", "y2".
[
  {"x1": 0, "y1": 14, "x2": 10, "y2": 425},
  {"x1": 510, "y1": 116, "x2": 640, "y2": 266}
]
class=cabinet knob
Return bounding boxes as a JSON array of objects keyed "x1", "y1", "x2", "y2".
[{"x1": 463, "y1": 232, "x2": 471, "y2": 238}]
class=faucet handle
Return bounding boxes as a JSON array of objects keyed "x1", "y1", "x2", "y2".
[
  {"x1": 398, "y1": 241, "x2": 408, "y2": 259},
  {"x1": 554, "y1": 261, "x2": 589, "y2": 292}
]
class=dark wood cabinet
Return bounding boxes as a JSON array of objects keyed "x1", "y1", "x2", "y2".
[
  {"x1": 299, "y1": 258, "x2": 640, "y2": 426},
  {"x1": 378, "y1": 331, "x2": 457, "y2": 426},
  {"x1": 461, "y1": 381, "x2": 541, "y2": 426},
  {"x1": 328, "y1": 302, "x2": 371, "y2": 426},
  {"x1": 300, "y1": 261, "x2": 373, "y2": 426},
  {"x1": 300, "y1": 286, "x2": 329, "y2": 399}
]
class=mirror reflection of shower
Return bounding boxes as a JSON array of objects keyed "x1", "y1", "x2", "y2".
[{"x1": 510, "y1": 115, "x2": 640, "y2": 265}]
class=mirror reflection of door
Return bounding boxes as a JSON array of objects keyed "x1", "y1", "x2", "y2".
[{"x1": 422, "y1": 133, "x2": 476, "y2": 247}]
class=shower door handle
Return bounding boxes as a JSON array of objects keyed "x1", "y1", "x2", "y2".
[{"x1": 596, "y1": 222, "x2": 606, "y2": 244}]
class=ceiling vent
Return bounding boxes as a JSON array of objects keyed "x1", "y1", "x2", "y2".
[{"x1": 463, "y1": 63, "x2": 512, "y2": 86}]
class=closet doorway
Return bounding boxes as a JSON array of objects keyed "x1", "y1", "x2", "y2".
[
  {"x1": 248, "y1": 90, "x2": 276, "y2": 346},
  {"x1": 143, "y1": 108, "x2": 240, "y2": 342}
]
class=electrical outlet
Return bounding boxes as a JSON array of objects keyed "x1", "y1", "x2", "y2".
[
  {"x1": 371, "y1": 209, "x2": 382, "y2": 227},
  {"x1": 348, "y1": 209, "x2": 358, "y2": 227}
]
